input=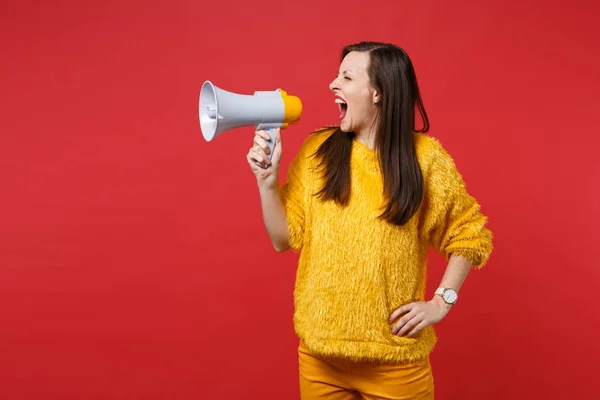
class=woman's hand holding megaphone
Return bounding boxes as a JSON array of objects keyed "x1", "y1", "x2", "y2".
[{"x1": 247, "y1": 128, "x2": 282, "y2": 188}]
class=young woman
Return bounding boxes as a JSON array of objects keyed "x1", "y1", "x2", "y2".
[{"x1": 246, "y1": 41, "x2": 493, "y2": 400}]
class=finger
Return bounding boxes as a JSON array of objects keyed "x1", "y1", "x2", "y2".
[
  {"x1": 253, "y1": 136, "x2": 271, "y2": 155},
  {"x1": 392, "y1": 308, "x2": 418, "y2": 335},
  {"x1": 275, "y1": 127, "x2": 282, "y2": 143},
  {"x1": 247, "y1": 151, "x2": 262, "y2": 170},
  {"x1": 256, "y1": 130, "x2": 271, "y2": 141},
  {"x1": 396, "y1": 313, "x2": 424, "y2": 336},
  {"x1": 389, "y1": 303, "x2": 413, "y2": 323},
  {"x1": 248, "y1": 148, "x2": 268, "y2": 169},
  {"x1": 271, "y1": 128, "x2": 283, "y2": 163},
  {"x1": 253, "y1": 146, "x2": 271, "y2": 165},
  {"x1": 407, "y1": 320, "x2": 429, "y2": 337}
]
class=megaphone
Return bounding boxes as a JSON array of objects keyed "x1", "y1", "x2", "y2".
[{"x1": 199, "y1": 81, "x2": 303, "y2": 159}]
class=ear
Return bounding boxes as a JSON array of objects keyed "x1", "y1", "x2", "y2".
[{"x1": 373, "y1": 90, "x2": 380, "y2": 104}]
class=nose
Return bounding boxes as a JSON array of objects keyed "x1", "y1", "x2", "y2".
[{"x1": 329, "y1": 76, "x2": 340, "y2": 92}]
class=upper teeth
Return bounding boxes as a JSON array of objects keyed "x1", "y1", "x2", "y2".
[{"x1": 335, "y1": 99, "x2": 346, "y2": 104}]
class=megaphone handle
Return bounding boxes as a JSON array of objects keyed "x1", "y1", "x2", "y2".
[{"x1": 266, "y1": 128, "x2": 277, "y2": 160}]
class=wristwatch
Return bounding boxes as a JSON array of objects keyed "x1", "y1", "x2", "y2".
[{"x1": 435, "y1": 287, "x2": 458, "y2": 305}]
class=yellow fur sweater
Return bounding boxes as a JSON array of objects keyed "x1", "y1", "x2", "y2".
[{"x1": 279, "y1": 128, "x2": 493, "y2": 364}]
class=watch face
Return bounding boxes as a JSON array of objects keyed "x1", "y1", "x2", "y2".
[{"x1": 443, "y1": 290, "x2": 457, "y2": 304}]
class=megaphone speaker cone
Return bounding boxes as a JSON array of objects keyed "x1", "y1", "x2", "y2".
[{"x1": 199, "y1": 81, "x2": 218, "y2": 141}]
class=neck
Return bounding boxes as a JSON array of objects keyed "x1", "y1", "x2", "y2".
[{"x1": 354, "y1": 125, "x2": 377, "y2": 150}]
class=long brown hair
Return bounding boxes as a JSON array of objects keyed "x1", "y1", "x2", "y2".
[{"x1": 313, "y1": 42, "x2": 430, "y2": 226}]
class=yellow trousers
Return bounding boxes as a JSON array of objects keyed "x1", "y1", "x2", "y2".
[{"x1": 298, "y1": 341, "x2": 434, "y2": 400}]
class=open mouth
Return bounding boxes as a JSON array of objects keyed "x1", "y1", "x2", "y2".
[{"x1": 335, "y1": 96, "x2": 347, "y2": 121}]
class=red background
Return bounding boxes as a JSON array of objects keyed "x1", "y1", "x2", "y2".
[{"x1": 1, "y1": 0, "x2": 599, "y2": 398}]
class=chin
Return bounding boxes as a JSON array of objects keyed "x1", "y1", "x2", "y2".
[{"x1": 339, "y1": 119, "x2": 351, "y2": 132}]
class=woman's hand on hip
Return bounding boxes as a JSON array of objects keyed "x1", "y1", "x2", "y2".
[{"x1": 389, "y1": 296, "x2": 452, "y2": 337}]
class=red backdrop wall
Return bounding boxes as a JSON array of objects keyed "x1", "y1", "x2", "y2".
[{"x1": 1, "y1": 0, "x2": 598, "y2": 398}]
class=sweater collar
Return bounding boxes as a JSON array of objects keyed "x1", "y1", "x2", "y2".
[{"x1": 352, "y1": 138, "x2": 379, "y2": 173}]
